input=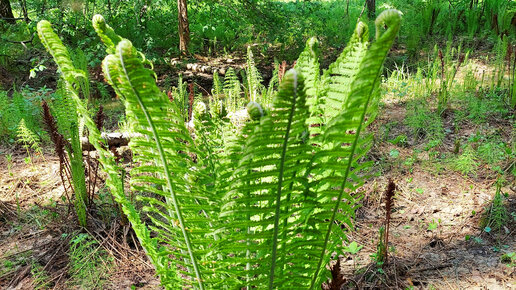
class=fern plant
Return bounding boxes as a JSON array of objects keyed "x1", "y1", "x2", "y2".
[
  {"x1": 244, "y1": 46, "x2": 264, "y2": 103},
  {"x1": 39, "y1": 10, "x2": 401, "y2": 289},
  {"x1": 17, "y1": 118, "x2": 43, "y2": 164},
  {"x1": 223, "y1": 67, "x2": 242, "y2": 112},
  {"x1": 0, "y1": 91, "x2": 14, "y2": 142},
  {"x1": 38, "y1": 22, "x2": 91, "y2": 228}
]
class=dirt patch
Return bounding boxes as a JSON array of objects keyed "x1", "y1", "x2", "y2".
[
  {"x1": 0, "y1": 149, "x2": 159, "y2": 289},
  {"x1": 334, "y1": 100, "x2": 516, "y2": 289},
  {"x1": 341, "y1": 168, "x2": 516, "y2": 288}
]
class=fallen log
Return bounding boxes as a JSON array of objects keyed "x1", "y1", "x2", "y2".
[{"x1": 80, "y1": 132, "x2": 139, "y2": 151}]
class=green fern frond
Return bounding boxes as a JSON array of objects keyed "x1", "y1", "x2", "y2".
[
  {"x1": 38, "y1": 16, "x2": 162, "y2": 280},
  {"x1": 38, "y1": 20, "x2": 91, "y2": 227},
  {"x1": 91, "y1": 14, "x2": 123, "y2": 54},
  {"x1": 245, "y1": 46, "x2": 264, "y2": 103},
  {"x1": 265, "y1": 62, "x2": 280, "y2": 106},
  {"x1": 295, "y1": 37, "x2": 324, "y2": 140},
  {"x1": 39, "y1": 17, "x2": 171, "y2": 284},
  {"x1": 321, "y1": 21, "x2": 369, "y2": 124},
  {"x1": 38, "y1": 21, "x2": 87, "y2": 86},
  {"x1": 308, "y1": 10, "x2": 402, "y2": 288},
  {"x1": 0, "y1": 92, "x2": 9, "y2": 140},
  {"x1": 51, "y1": 79, "x2": 79, "y2": 139},
  {"x1": 17, "y1": 118, "x2": 43, "y2": 157},
  {"x1": 50, "y1": 82, "x2": 89, "y2": 220},
  {"x1": 212, "y1": 71, "x2": 223, "y2": 98},
  {"x1": 69, "y1": 120, "x2": 88, "y2": 227},
  {"x1": 71, "y1": 48, "x2": 91, "y2": 101},
  {"x1": 218, "y1": 69, "x2": 317, "y2": 288},
  {"x1": 295, "y1": 37, "x2": 320, "y2": 106},
  {"x1": 223, "y1": 67, "x2": 241, "y2": 112},
  {"x1": 100, "y1": 34, "x2": 220, "y2": 288}
]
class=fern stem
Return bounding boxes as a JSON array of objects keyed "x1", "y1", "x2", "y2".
[
  {"x1": 245, "y1": 168, "x2": 251, "y2": 287},
  {"x1": 268, "y1": 70, "x2": 298, "y2": 289},
  {"x1": 116, "y1": 48, "x2": 204, "y2": 289}
]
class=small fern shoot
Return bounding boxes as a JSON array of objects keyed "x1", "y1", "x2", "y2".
[
  {"x1": 245, "y1": 46, "x2": 264, "y2": 103},
  {"x1": 17, "y1": 118, "x2": 43, "y2": 162}
]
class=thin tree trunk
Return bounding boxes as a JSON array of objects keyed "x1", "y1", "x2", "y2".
[
  {"x1": 0, "y1": 0, "x2": 15, "y2": 24},
  {"x1": 178, "y1": 0, "x2": 190, "y2": 55},
  {"x1": 19, "y1": 0, "x2": 29, "y2": 22},
  {"x1": 366, "y1": 0, "x2": 375, "y2": 19},
  {"x1": 40, "y1": 0, "x2": 46, "y2": 15},
  {"x1": 107, "y1": 0, "x2": 112, "y2": 20}
]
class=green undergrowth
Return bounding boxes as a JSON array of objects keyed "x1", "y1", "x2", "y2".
[
  {"x1": 377, "y1": 40, "x2": 515, "y2": 181},
  {"x1": 66, "y1": 232, "x2": 113, "y2": 289}
]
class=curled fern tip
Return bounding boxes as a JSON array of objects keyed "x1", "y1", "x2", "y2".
[
  {"x1": 246, "y1": 101, "x2": 264, "y2": 120},
  {"x1": 92, "y1": 14, "x2": 106, "y2": 30}
]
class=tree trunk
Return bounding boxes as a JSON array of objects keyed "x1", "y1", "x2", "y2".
[
  {"x1": 40, "y1": 0, "x2": 47, "y2": 15},
  {"x1": 178, "y1": 0, "x2": 190, "y2": 55},
  {"x1": 0, "y1": 0, "x2": 15, "y2": 24},
  {"x1": 366, "y1": 0, "x2": 375, "y2": 19},
  {"x1": 19, "y1": 0, "x2": 29, "y2": 22}
]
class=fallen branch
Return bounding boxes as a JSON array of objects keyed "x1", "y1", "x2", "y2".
[
  {"x1": 2, "y1": 34, "x2": 34, "y2": 44},
  {"x1": 80, "y1": 132, "x2": 140, "y2": 151},
  {"x1": 0, "y1": 17, "x2": 26, "y2": 21}
]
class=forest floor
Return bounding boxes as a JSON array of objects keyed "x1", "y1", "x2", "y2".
[
  {"x1": 1, "y1": 99, "x2": 514, "y2": 289},
  {"x1": 1, "y1": 58, "x2": 516, "y2": 289},
  {"x1": 337, "y1": 101, "x2": 516, "y2": 289}
]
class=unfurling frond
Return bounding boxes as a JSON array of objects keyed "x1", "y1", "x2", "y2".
[
  {"x1": 99, "y1": 24, "x2": 221, "y2": 288},
  {"x1": 219, "y1": 69, "x2": 315, "y2": 288},
  {"x1": 309, "y1": 10, "x2": 402, "y2": 288}
]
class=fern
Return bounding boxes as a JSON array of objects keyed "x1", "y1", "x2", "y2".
[
  {"x1": 223, "y1": 67, "x2": 241, "y2": 112},
  {"x1": 69, "y1": 122, "x2": 88, "y2": 227},
  {"x1": 218, "y1": 70, "x2": 314, "y2": 288},
  {"x1": 295, "y1": 37, "x2": 320, "y2": 107},
  {"x1": 308, "y1": 10, "x2": 401, "y2": 288},
  {"x1": 94, "y1": 15, "x2": 222, "y2": 288},
  {"x1": 39, "y1": 22, "x2": 90, "y2": 227},
  {"x1": 211, "y1": 71, "x2": 223, "y2": 99},
  {"x1": 245, "y1": 46, "x2": 264, "y2": 103},
  {"x1": 209, "y1": 71, "x2": 223, "y2": 117},
  {"x1": 0, "y1": 91, "x2": 12, "y2": 141},
  {"x1": 321, "y1": 21, "x2": 369, "y2": 124},
  {"x1": 71, "y1": 48, "x2": 91, "y2": 101},
  {"x1": 51, "y1": 80, "x2": 79, "y2": 140},
  {"x1": 17, "y1": 118, "x2": 43, "y2": 159},
  {"x1": 264, "y1": 61, "x2": 280, "y2": 106},
  {"x1": 37, "y1": 21, "x2": 91, "y2": 228},
  {"x1": 40, "y1": 9, "x2": 402, "y2": 289},
  {"x1": 173, "y1": 74, "x2": 189, "y2": 121}
]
